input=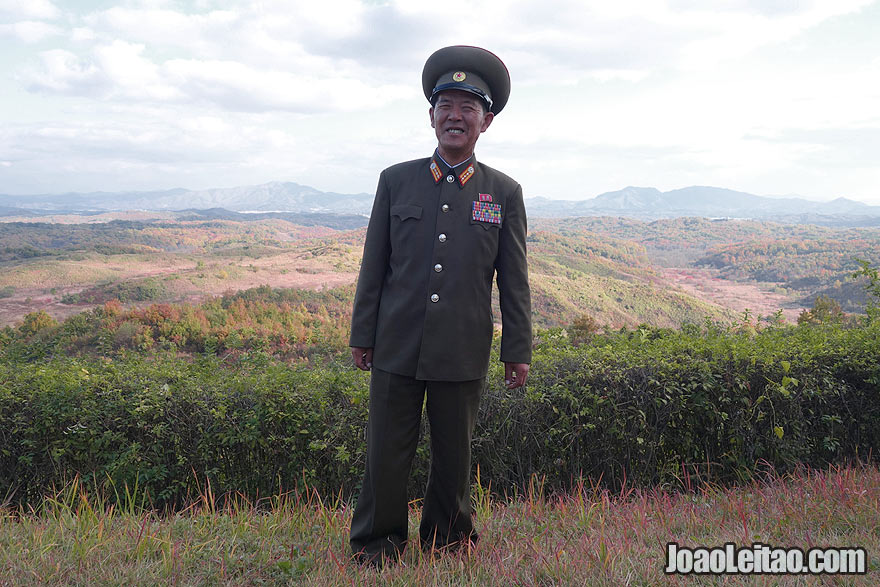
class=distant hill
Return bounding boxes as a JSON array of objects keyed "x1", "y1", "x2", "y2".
[
  {"x1": 178, "y1": 208, "x2": 369, "y2": 230},
  {"x1": 526, "y1": 186, "x2": 880, "y2": 225},
  {"x1": 2, "y1": 183, "x2": 879, "y2": 226},
  {"x1": 0, "y1": 182, "x2": 375, "y2": 215}
]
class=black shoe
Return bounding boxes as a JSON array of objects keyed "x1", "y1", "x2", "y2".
[{"x1": 352, "y1": 550, "x2": 385, "y2": 569}]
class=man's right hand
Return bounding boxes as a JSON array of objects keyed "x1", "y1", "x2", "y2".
[{"x1": 351, "y1": 347, "x2": 373, "y2": 371}]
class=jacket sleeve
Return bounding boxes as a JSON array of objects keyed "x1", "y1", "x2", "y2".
[
  {"x1": 495, "y1": 183, "x2": 532, "y2": 364},
  {"x1": 349, "y1": 172, "x2": 391, "y2": 348}
]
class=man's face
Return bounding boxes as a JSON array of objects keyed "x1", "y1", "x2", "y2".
[{"x1": 429, "y1": 90, "x2": 494, "y2": 164}]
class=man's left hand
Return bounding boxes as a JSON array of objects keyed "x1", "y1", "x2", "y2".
[{"x1": 504, "y1": 362, "x2": 530, "y2": 389}]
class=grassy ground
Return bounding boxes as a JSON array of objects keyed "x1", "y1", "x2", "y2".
[{"x1": 1, "y1": 464, "x2": 877, "y2": 585}]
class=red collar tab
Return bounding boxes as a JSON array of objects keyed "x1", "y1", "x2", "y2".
[
  {"x1": 430, "y1": 159, "x2": 442, "y2": 183},
  {"x1": 458, "y1": 164, "x2": 475, "y2": 187}
]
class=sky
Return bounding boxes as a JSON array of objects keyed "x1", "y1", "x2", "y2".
[{"x1": 1, "y1": 0, "x2": 879, "y2": 204}]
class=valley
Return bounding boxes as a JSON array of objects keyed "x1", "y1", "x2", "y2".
[{"x1": 661, "y1": 267, "x2": 803, "y2": 323}]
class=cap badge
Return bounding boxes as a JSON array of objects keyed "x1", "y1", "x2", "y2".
[{"x1": 452, "y1": 71, "x2": 467, "y2": 82}]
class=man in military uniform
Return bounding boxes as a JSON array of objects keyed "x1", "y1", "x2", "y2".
[{"x1": 349, "y1": 45, "x2": 531, "y2": 564}]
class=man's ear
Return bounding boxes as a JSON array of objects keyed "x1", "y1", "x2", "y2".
[
  {"x1": 480, "y1": 111, "x2": 494, "y2": 133},
  {"x1": 429, "y1": 106, "x2": 435, "y2": 128}
]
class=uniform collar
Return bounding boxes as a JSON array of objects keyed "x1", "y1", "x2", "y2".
[{"x1": 429, "y1": 152, "x2": 478, "y2": 188}]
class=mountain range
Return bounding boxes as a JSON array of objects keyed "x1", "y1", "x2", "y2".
[
  {"x1": 526, "y1": 186, "x2": 880, "y2": 226},
  {"x1": 0, "y1": 183, "x2": 371, "y2": 216},
  {"x1": 2, "y1": 182, "x2": 879, "y2": 225}
]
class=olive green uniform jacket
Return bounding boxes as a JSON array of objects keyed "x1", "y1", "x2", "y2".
[{"x1": 350, "y1": 153, "x2": 531, "y2": 381}]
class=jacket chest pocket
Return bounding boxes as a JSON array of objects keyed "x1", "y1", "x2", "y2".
[
  {"x1": 468, "y1": 200, "x2": 501, "y2": 259},
  {"x1": 390, "y1": 204, "x2": 423, "y2": 247}
]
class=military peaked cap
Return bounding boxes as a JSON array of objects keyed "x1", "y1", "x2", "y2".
[{"x1": 422, "y1": 45, "x2": 511, "y2": 115}]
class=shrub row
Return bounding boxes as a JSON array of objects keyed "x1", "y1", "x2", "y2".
[
  {"x1": 1, "y1": 284, "x2": 355, "y2": 363},
  {"x1": 483, "y1": 323, "x2": 880, "y2": 492},
  {"x1": 1, "y1": 322, "x2": 878, "y2": 508}
]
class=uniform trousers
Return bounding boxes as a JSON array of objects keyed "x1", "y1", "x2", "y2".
[{"x1": 349, "y1": 368, "x2": 484, "y2": 562}]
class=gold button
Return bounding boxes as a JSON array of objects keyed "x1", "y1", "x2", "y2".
[
  {"x1": 438, "y1": 233, "x2": 447, "y2": 242},
  {"x1": 431, "y1": 293, "x2": 440, "y2": 302},
  {"x1": 434, "y1": 264, "x2": 443, "y2": 272},
  {"x1": 441, "y1": 204, "x2": 450, "y2": 212}
]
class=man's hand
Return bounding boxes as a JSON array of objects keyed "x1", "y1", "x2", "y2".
[
  {"x1": 504, "y1": 362, "x2": 529, "y2": 389},
  {"x1": 351, "y1": 347, "x2": 373, "y2": 371}
]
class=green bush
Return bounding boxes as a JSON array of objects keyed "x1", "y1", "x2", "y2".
[
  {"x1": 60, "y1": 278, "x2": 169, "y2": 305},
  {"x1": 1, "y1": 322, "x2": 878, "y2": 509},
  {"x1": 477, "y1": 323, "x2": 880, "y2": 491},
  {"x1": 0, "y1": 354, "x2": 370, "y2": 507}
]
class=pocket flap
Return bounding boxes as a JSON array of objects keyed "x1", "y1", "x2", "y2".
[
  {"x1": 391, "y1": 204, "x2": 422, "y2": 221},
  {"x1": 470, "y1": 218, "x2": 501, "y2": 230}
]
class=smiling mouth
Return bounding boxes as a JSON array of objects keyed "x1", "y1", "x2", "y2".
[{"x1": 446, "y1": 128, "x2": 464, "y2": 135}]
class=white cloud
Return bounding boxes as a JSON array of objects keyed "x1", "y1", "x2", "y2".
[
  {"x1": 70, "y1": 27, "x2": 95, "y2": 42},
  {"x1": 26, "y1": 43, "x2": 177, "y2": 99},
  {"x1": 23, "y1": 40, "x2": 413, "y2": 112},
  {"x1": 82, "y1": 6, "x2": 239, "y2": 56},
  {"x1": 163, "y1": 58, "x2": 412, "y2": 112},
  {"x1": 675, "y1": 0, "x2": 876, "y2": 70},
  {"x1": 0, "y1": 0, "x2": 60, "y2": 20},
  {"x1": 0, "y1": 20, "x2": 62, "y2": 43},
  {"x1": 7, "y1": 115, "x2": 328, "y2": 195},
  {"x1": 273, "y1": 0, "x2": 365, "y2": 38},
  {"x1": 25, "y1": 49, "x2": 107, "y2": 95},
  {"x1": 93, "y1": 40, "x2": 181, "y2": 101}
]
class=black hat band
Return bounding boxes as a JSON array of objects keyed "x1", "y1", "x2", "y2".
[{"x1": 430, "y1": 82, "x2": 494, "y2": 110}]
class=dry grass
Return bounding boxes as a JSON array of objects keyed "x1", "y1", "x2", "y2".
[
  {"x1": 662, "y1": 267, "x2": 804, "y2": 323},
  {"x1": 1, "y1": 464, "x2": 877, "y2": 585}
]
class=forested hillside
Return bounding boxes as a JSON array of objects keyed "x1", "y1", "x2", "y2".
[
  {"x1": 525, "y1": 230, "x2": 726, "y2": 327},
  {"x1": 534, "y1": 216, "x2": 880, "y2": 314},
  {"x1": 2, "y1": 212, "x2": 879, "y2": 330}
]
